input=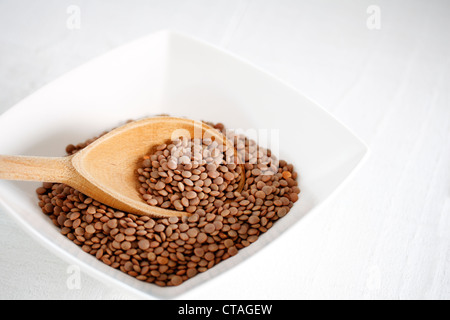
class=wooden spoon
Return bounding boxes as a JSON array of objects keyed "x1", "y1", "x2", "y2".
[{"x1": 0, "y1": 117, "x2": 245, "y2": 218}]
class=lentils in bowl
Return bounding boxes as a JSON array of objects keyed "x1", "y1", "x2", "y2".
[{"x1": 36, "y1": 120, "x2": 300, "y2": 287}]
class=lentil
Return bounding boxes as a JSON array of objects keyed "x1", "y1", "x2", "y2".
[{"x1": 36, "y1": 119, "x2": 300, "y2": 288}]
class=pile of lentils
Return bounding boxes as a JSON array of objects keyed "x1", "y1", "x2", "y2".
[{"x1": 36, "y1": 121, "x2": 300, "y2": 287}]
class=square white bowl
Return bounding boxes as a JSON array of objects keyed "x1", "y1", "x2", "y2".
[{"x1": 0, "y1": 30, "x2": 369, "y2": 299}]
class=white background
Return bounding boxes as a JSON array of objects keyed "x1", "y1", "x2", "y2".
[{"x1": 0, "y1": 0, "x2": 449, "y2": 300}]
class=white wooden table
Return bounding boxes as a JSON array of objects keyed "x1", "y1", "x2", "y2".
[{"x1": 0, "y1": 0, "x2": 449, "y2": 300}]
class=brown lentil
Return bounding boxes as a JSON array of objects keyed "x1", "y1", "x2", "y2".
[{"x1": 36, "y1": 119, "x2": 300, "y2": 288}]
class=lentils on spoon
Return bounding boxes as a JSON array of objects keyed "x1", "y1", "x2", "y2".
[{"x1": 137, "y1": 136, "x2": 242, "y2": 214}]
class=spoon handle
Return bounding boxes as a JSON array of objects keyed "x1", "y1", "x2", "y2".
[{"x1": 0, "y1": 155, "x2": 73, "y2": 184}]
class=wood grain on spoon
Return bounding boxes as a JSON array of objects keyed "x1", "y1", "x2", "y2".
[{"x1": 0, "y1": 117, "x2": 245, "y2": 218}]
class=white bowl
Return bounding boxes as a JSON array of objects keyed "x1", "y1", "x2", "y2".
[{"x1": 0, "y1": 30, "x2": 369, "y2": 299}]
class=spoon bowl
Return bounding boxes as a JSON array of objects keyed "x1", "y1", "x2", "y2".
[{"x1": 0, "y1": 117, "x2": 245, "y2": 218}]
